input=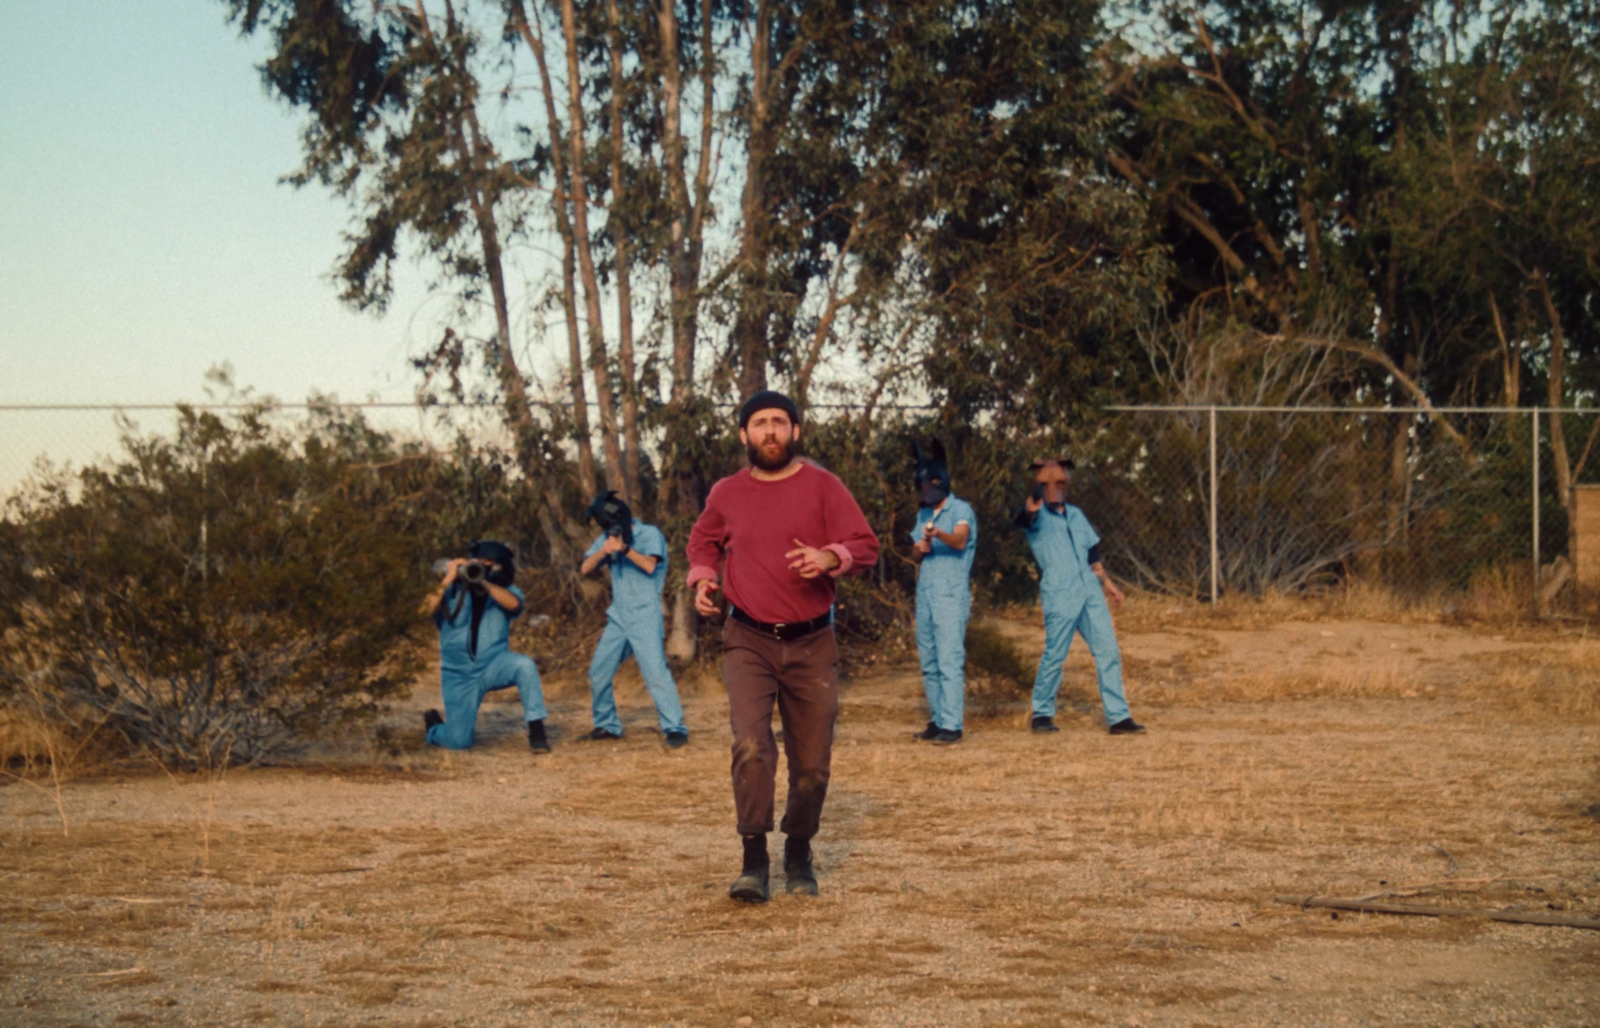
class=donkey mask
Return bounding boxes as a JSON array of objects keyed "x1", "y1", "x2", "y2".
[{"x1": 912, "y1": 439, "x2": 951, "y2": 509}]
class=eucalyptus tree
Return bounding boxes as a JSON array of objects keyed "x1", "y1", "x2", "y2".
[{"x1": 224, "y1": 0, "x2": 608, "y2": 566}]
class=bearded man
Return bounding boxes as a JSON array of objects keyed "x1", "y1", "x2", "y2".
[{"x1": 687, "y1": 390, "x2": 880, "y2": 903}]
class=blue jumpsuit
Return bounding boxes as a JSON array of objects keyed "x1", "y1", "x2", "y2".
[
  {"x1": 912, "y1": 496, "x2": 977, "y2": 732},
  {"x1": 1023, "y1": 504, "x2": 1132, "y2": 726},
  {"x1": 585, "y1": 522, "x2": 687, "y2": 736},
  {"x1": 428, "y1": 583, "x2": 546, "y2": 749}
]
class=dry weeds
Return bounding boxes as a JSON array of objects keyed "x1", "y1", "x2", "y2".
[{"x1": 2, "y1": 602, "x2": 1598, "y2": 1027}]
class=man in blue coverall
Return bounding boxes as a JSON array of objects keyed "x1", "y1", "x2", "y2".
[
  {"x1": 909, "y1": 440, "x2": 977, "y2": 745},
  {"x1": 423, "y1": 540, "x2": 550, "y2": 753},
  {"x1": 1015, "y1": 459, "x2": 1145, "y2": 735},
  {"x1": 579, "y1": 491, "x2": 689, "y2": 748}
]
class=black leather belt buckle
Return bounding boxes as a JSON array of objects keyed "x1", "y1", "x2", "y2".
[{"x1": 732, "y1": 606, "x2": 830, "y2": 641}]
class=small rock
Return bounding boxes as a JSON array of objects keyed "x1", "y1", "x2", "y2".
[
  {"x1": 737, "y1": 1018, "x2": 753, "y2": 1026},
  {"x1": 808, "y1": 995, "x2": 820, "y2": 1007}
]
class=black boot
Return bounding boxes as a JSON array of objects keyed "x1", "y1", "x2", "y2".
[
  {"x1": 728, "y1": 834, "x2": 770, "y2": 904},
  {"x1": 783, "y1": 835, "x2": 818, "y2": 897},
  {"x1": 423, "y1": 709, "x2": 443, "y2": 736},
  {"x1": 527, "y1": 718, "x2": 551, "y2": 754}
]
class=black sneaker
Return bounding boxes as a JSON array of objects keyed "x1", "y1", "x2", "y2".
[
  {"x1": 423, "y1": 709, "x2": 444, "y2": 732},
  {"x1": 914, "y1": 721, "x2": 940, "y2": 741},
  {"x1": 783, "y1": 836, "x2": 818, "y2": 897},
  {"x1": 1030, "y1": 715, "x2": 1059, "y2": 733},
  {"x1": 729, "y1": 834, "x2": 770, "y2": 904},
  {"x1": 664, "y1": 730, "x2": 689, "y2": 749},
  {"x1": 932, "y1": 728, "x2": 964, "y2": 746},
  {"x1": 1108, "y1": 718, "x2": 1146, "y2": 735},
  {"x1": 527, "y1": 719, "x2": 551, "y2": 754},
  {"x1": 583, "y1": 727, "x2": 623, "y2": 741}
]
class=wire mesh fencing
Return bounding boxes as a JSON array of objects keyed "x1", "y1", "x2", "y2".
[
  {"x1": 1075, "y1": 406, "x2": 1598, "y2": 610},
  {"x1": 4, "y1": 401, "x2": 1597, "y2": 613}
]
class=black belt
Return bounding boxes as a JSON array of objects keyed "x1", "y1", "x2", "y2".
[{"x1": 729, "y1": 605, "x2": 832, "y2": 641}]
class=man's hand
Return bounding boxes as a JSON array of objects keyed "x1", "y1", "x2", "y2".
[
  {"x1": 694, "y1": 578, "x2": 722, "y2": 616},
  {"x1": 442, "y1": 557, "x2": 468, "y2": 586},
  {"x1": 912, "y1": 538, "x2": 933, "y2": 556},
  {"x1": 786, "y1": 539, "x2": 841, "y2": 579},
  {"x1": 1026, "y1": 482, "x2": 1044, "y2": 513},
  {"x1": 1096, "y1": 569, "x2": 1125, "y2": 608},
  {"x1": 601, "y1": 533, "x2": 627, "y2": 556}
]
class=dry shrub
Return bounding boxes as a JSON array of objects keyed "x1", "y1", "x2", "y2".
[
  {"x1": 1109, "y1": 575, "x2": 1539, "y2": 635},
  {"x1": 963, "y1": 620, "x2": 1033, "y2": 716}
]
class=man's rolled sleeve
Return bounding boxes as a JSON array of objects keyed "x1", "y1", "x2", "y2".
[
  {"x1": 819, "y1": 474, "x2": 880, "y2": 578},
  {"x1": 687, "y1": 564, "x2": 720, "y2": 588}
]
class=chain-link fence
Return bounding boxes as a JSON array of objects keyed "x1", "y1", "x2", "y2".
[
  {"x1": 1077, "y1": 406, "x2": 1600, "y2": 610},
  {"x1": 5, "y1": 401, "x2": 1597, "y2": 611}
]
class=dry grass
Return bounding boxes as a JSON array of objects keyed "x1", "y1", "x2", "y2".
[{"x1": 2, "y1": 604, "x2": 1598, "y2": 1026}]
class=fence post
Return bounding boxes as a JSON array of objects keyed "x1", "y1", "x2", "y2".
[
  {"x1": 1532, "y1": 408, "x2": 1541, "y2": 615},
  {"x1": 1209, "y1": 405, "x2": 1219, "y2": 604}
]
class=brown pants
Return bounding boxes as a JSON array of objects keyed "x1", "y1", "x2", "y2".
[{"x1": 722, "y1": 617, "x2": 840, "y2": 839}]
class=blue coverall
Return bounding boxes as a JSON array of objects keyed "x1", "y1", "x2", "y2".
[
  {"x1": 585, "y1": 522, "x2": 687, "y2": 736},
  {"x1": 1022, "y1": 504, "x2": 1132, "y2": 726},
  {"x1": 428, "y1": 583, "x2": 546, "y2": 749},
  {"x1": 912, "y1": 496, "x2": 977, "y2": 732}
]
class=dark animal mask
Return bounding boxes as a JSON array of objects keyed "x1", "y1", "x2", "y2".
[
  {"x1": 584, "y1": 490, "x2": 635, "y2": 547},
  {"x1": 467, "y1": 539, "x2": 517, "y2": 587},
  {"x1": 912, "y1": 439, "x2": 951, "y2": 508}
]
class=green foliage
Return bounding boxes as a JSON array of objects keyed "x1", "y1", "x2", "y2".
[{"x1": 0, "y1": 406, "x2": 432, "y2": 769}]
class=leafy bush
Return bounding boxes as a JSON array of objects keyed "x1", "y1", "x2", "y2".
[{"x1": 0, "y1": 406, "x2": 429, "y2": 769}]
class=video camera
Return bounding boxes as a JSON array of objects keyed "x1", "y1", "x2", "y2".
[{"x1": 460, "y1": 559, "x2": 490, "y2": 585}]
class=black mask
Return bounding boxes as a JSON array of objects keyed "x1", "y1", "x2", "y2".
[
  {"x1": 912, "y1": 439, "x2": 951, "y2": 508},
  {"x1": 467, "y1": 539, "x2": 517, "y2": 587},
  {"x1": 585, "y1": 490, "x2": 635, "y2": 547}
]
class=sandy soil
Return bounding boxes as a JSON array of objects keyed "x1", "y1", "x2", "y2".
[{"x1": 2, "y1": 612, "x2": 1597, "y2": 1027}]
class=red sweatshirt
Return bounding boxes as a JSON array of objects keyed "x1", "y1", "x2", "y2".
[{"x1": 687, "y1": 462, "x2": 880, "y2": 624}]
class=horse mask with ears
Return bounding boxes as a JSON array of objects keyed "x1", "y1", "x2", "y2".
[{"x1": 912, "y1": 439, "x2": 951, "y2": 508}]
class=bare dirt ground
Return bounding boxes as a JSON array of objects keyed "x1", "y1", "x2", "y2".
[{"x1": 3, "y1": 604, "x2": 1598, "y2": 1027}]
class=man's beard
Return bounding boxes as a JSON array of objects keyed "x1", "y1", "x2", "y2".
[{"x1": 747, "y1": 437, "x2": 795, "y2": 471}]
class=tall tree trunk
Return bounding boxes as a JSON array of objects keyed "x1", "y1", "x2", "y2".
[
  {"x1": 1534, "y1": 268, "x2": 1572, "y2": 514},
  {"x1": 604, "y1": 0, "x2": 642, "y2": 505},
  {"x1": 434, "y1": 1, "x2": 587, "y2": 573},
  {"x1": 508, "y1": 0, "x2": 597, "y2": 496},
  {"x1": 732, "y1": 0, "x2": 775, "y2": 401},
  {"x1": 1489, "y1": 289, "x2": 1520, "y2": 406},
  {"x1": 654, "y1": 0, "x2": 720, "y2": 664},
  {"x1": 557, "y1": 0, "x2": 627, "y2": 495}
]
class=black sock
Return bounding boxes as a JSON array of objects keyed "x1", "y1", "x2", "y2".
[{"x1": 741, "y1": 833, "x2": 769, "y2": 871}]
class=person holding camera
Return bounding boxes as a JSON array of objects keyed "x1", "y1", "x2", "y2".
[
  {"x1": 909, "y1": 439, "x2": 976, "y2": 745},
  {"x1": 578, "y1": 491, "x2": 688, "y2": 747},
  {"x1": 1013, "y1": 459, "x2": 1143, "y2": 736},
  {"x1": 423, "y1": 540, "x2": 550, "y2": 753}
]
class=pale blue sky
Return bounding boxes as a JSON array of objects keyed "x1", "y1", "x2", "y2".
[{"x1": 0, "y1": 0, "x2": 453, "y2": 408}]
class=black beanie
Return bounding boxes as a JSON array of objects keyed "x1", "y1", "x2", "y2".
[{"x1": 738, "y1": 389, "x2": 799, "y2": 428}]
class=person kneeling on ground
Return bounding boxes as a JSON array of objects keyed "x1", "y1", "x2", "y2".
[
  {"x1": 1014, "y1": 459, "x2": 1144, "y2": 736},
  {"x1": 578, "y1": 490, "x2": 689, "y2": 748},
  {"x1": 423, "y1": 540, "x2": 550, "y2": 753}
]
